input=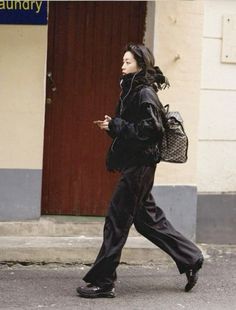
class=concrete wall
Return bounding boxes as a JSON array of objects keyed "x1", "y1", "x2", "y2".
[
  {"x1": 144, "y1": 0, "x2": 155, "y2": 51},
  {"x1": 197, "y1": 0, "x2": 236, "y2": 243},
  {"x1": 0, "y1": 25, "x2": 48, "y2": 220}
]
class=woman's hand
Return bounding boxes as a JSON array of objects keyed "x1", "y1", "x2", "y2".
[{"x1": 93, "y1": 115, "x2": 112, "y2": 131}]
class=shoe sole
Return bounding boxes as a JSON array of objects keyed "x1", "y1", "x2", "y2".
[{"x1": 77, "y1": 288, "x2": 116, "y2": 299}]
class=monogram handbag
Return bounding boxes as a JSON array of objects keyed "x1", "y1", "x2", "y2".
[{"x1": 160, "y1": 104, "x2": 188, "y2": 163}]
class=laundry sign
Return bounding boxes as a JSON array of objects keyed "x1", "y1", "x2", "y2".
[{"x1": 0, "y1": 1, "x2": 47, "y2": 25}]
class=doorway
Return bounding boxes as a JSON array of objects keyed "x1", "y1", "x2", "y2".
[{"x1": 41, "y1": 1, "x2": 147, "y2": 215}]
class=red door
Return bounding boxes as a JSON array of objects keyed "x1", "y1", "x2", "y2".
[{"x1": 41, "y1": 1, "x2": 147, "y2": 215}]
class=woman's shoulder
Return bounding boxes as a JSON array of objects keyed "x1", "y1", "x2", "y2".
[
  {"x1": 138, "y1": 86, "x2": 165, "y2": 112},
  {"x1": 138, "y1": 85, "x2": 161, "y2": 107},
  {"x1": 139, "y1": 85, "x2": 156, "y2": 96}
]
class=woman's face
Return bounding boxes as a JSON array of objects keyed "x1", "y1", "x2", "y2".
[{"x1": 122, "y1": 51, "x2": 141, "y2": 75}]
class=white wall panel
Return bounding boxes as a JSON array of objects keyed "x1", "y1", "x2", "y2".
[
  {"x1": 199, "y1": 90, "x2": 236, "y2": 140},
  {"x1": 0, "y1": 112, "x2": 45, "y2": 169},
  {"x1": 0, "y1": 26, "x2": 47, "y2": 169},
  {"x1": 153, "y1": 0, "x2": 204, "y2": 185},
  {"x1": 204, "y1": 0, "x2": 236, "y2": 38},
  {"x1": 201, "y1": 38, "x2": 236, "y2": 90},
  {"x1": 197, "y1": 141, "x2": 236, "y2": 192},
  {"x1": 221, "y1": 14, "x2": 236, "y2": 63},
  {"x1": 199, "y1": 1, "x2": 236, "y2": 194}
]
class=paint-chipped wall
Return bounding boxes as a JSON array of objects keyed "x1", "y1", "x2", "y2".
[{"x1": 153, "y1": 0, "x2": 204, "y2": 186}]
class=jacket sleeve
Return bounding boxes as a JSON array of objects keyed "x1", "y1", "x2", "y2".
[
  {"x1": 108, "y1": 102, "x2": 164, "y2": 143},
  {"x1": 106, "y1": 129, "x2": 116, "y2": 139}
]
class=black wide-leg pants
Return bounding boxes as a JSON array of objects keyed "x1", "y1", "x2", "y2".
[{"x1": 83, "y1": 165, "x2": 203, "y2": 288}]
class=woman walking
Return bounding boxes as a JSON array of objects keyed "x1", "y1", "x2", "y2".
[{"x1": 77, "y1": 43, "x2": 204, "y2": 298}]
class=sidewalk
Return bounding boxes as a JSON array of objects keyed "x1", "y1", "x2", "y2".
[{"x1": 0, "y1": 216, "x2": 236, "y2": 265}]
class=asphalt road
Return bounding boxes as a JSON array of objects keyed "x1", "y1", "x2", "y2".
[{"x1": 0, "y1": 254, "x2": 235, "y2": 310}]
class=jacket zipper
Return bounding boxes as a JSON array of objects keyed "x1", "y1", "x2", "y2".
[
  {"x1": 120, "y1": 71, "x2": 138, "y2": 114},
  {"x1": 111, "y1": 72, "x2": 138, "y2": 153}
]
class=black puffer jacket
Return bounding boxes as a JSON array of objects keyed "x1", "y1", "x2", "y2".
[{"x1": 106, "y1": 70, "x2": 165, "y2": 172}]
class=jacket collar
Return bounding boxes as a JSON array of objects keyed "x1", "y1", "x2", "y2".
[
  {"x1": 120, "y1": 70, "x2": 149, "y2": 95},
  {"x1": 118, "y1": 70, "x2": 150, "y2": 115}
]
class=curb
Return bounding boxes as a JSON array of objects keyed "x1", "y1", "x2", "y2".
[{"x1": 0, "y1": 236, "x2": 236, "y2": 265}]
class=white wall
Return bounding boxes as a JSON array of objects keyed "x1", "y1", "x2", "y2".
[
  {"x1": 154, "y1": 0, "x2": 204, "y2": 185},
  {"x1": 0, "y1": 25, "x2": 47, "y2": 169},
  {"x1": 197, "y1": 0, "x2": 236, "y2": 192}
]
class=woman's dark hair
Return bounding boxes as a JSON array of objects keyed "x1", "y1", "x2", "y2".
[
  {"x1": 125, "y1": 43, "x2": 155, "y2": 70},
  {"x1": 124, "y1": 43, "x2": 169, "y2": 91}
]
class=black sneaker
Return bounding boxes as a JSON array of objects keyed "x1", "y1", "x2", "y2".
[
  {"x1": 185, "y1": 257, "x2": 204, "y2": 292},
  {"x1": 76, "y1": 283, "x2": 115, "y2": 298}
]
